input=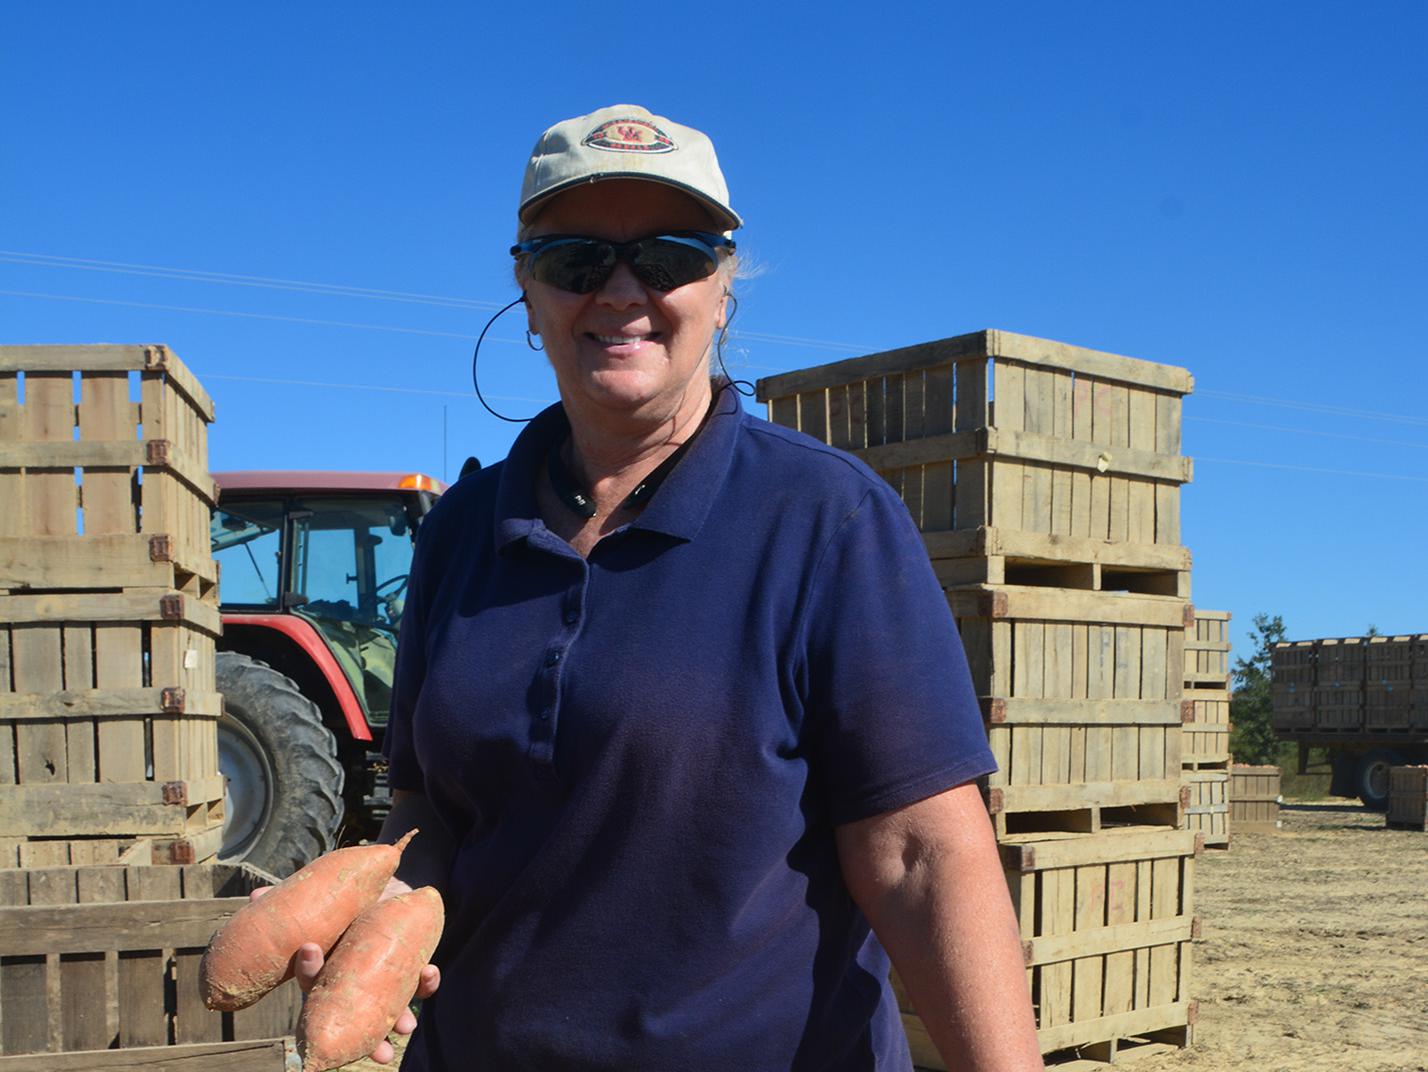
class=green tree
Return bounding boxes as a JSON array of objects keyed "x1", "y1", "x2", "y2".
[{"x1": 1229, "y1": 612, "x2": 1287, "y2": 764}]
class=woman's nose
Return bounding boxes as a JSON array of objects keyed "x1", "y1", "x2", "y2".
[{"x1": 594, "y1": 260, "x2": 648, "y2": 308}]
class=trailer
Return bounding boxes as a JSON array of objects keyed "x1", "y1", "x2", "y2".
[{"x1": 1271, "y1": 636, "x2": 1428, "y2": 809}]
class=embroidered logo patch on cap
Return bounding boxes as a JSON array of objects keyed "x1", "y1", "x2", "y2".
[{"x1": 583, "y1": 118, "x2": 676, "y2": 153}]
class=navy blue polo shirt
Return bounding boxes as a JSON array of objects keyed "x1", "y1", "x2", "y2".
[{"x1": 384, "y1": 385, "x2": 995, "y2": 1072}]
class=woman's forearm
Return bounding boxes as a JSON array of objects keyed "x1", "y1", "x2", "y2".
[{"x1": 837, "y1": 783, "x2": 1044, "y2": 1071}]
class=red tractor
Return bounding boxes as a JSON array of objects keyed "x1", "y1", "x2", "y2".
[{"x1": 210, "y1": 471, "x2": 447, "y2": 876}]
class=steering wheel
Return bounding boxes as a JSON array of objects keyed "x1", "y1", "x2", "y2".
[{"x1": 375, "y1": 574, "x2": 409, "y2": 623}]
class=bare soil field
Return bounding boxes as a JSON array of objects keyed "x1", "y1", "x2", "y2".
[
  {"x1": 1133, "y1": 802, "x2": 1428, "y2": 1072},
  {"x1": 354, "y1": 802, "x2": 1427, "y2": 1072}
]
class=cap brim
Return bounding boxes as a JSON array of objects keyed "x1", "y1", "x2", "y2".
[{"x1": 519, "y1": 172, "x2": 742, "y2": 232}]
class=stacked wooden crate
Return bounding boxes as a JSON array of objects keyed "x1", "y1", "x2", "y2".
[
  {"x1": 1228, "y1": 765, "x2": 1281, "y2": 832},
  {"x1": 1181, "y1": 611, "x2": 1231, "y2": 847},
  {"x1": 758, "y1": 329, "x2": 1200, "y2": 1066},
  {"x1": 0, "y1": 344, "x2": 223, "y2": 867},
  {"x1": 0, "y1": 862, "x2": 299, "y2": 1065},
  {"x1": 1315, "y1": 637, "x2": 1366, "y2": 731}
]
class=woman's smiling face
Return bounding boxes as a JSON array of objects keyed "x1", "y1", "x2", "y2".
[{"x1": 520, "y1": 180, "x2": 728, "y2": 425}]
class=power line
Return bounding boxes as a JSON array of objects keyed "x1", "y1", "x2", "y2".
[
  {"x1": 1195, "y1": 388, "x2": 1428, "y2": 429},
  {"x1": 205, "y1": 373, "x2": 550, "y2": 404},
  {"x1": 1186, "y1": 415, "x2": 1428, "y2": 451},
  {"x1": 0, "y1": 250, "x2": 506, "y2": 311},
  {"x1": 0, "y1": 289, "x2": 517, "y2": 343},
  {"x1": 1194, "y1": 456, "x2": 1428, "y2": 483}
]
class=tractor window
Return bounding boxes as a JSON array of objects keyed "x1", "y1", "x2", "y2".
[
  {"x1": 210, "y1": 502, "x2": 284, "y2": 607},
  {"x1": 286, "y1": 496, "x2": 418, "y2": 728}
]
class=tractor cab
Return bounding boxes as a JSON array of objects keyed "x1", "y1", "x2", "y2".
[{"x1": 210, "y1": 471, "x2": 446, "y2": 875}]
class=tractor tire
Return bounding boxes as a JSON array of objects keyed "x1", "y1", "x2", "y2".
[
  {"x1": 216, "y1": 652, "x2": 345, "y2": 877},
  {"x1": 1356, "y1": 748, "x2": 1406, "y2": 812}
]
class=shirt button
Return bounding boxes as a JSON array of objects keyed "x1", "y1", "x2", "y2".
[
  {"x1": 539, "y1": 708, "x2": 552, "y2": 721},
  {"x1": 564, "y1": 609, "x2": 579, "y2": 625},
  {"x1": 546, "y1": 649, "x2": 562, "y2": 666}
]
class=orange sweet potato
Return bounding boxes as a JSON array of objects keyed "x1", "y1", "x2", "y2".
[
  {"x1": 199, "y1": 829, "x2": 417, "y2": 1011},
  {"x1": 297, "y1": 885, "x2": 445, "y2": 1072}
]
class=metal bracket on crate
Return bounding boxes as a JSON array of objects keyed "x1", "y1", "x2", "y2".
[
  {"x1": 160, "y1": 594, "x2": 184, "y2": 620},
  {"x1": 161, "y1": 781, "x2": 189, "y2": 806},
  {"x1": 160, "y1": 686, "x2": 187, "y2": 714},
  {"x1": 145, "y1": 439, "x2": 173, "y2": 465},
  {"x1": 1181, "y1": 701, "x2": 1195, "y2": 723},
  {"x1": 148, "y1": 534, "x2": 174, "y2": 562}
]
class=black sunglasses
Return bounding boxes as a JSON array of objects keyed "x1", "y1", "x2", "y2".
[{"x1": 510, "y1": 231, "x2": 735, "y2": 295}]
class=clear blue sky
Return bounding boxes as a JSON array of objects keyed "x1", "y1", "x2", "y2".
[{"x1": 4, "y1": 3, "x2": 1426, "y2": 651}]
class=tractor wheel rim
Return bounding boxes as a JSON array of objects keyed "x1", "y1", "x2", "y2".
[{"x1": 218, "y1": 715, "x2": 275, "y2": 859}]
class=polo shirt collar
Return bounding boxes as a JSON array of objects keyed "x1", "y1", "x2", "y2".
[{"x1": 494, "y1": 384, "x2": 743, "y2": 552}]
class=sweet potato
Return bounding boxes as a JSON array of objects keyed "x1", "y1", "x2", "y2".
[
  {"x1": 297, "y1": 885, "x2": 445, "y2": 1072},
  {"x1": 199, "y1": 829, "x2": 417, "y2": 1011}
]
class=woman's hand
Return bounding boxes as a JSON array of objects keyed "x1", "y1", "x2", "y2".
[{"x1": 249, "y1": 883, "x2": 443, "y2": 1065}]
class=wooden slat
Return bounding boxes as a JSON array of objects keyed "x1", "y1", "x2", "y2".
[
  {"x1": 0, "y1": 1037, "x2": 299, "y2": 1071},
  {"x1": 996, "y1": 779, "x2": 1183, "y2": 813},
  {"x1": 1071, "y1": 863, "x2": 1106, "y2": 1026},
  {"x1": 0, "y1": 536, "x2": 215, "y2": 591},
  {"x1": 1029, "y1": 914, "x2": 1194, "y2": 967},
  {"x1": 0, "y1": 345, "x2": 214, "y2": 424},
  {"x1": 0, "y1": 896, "x2": 240, "y2": 957},
  {"x1": 986, "y1": 698, "x2": 1182, "y2": 726},
  {"x1": 0, "y1": 778, "x2": 226, "y2": 837},
  {"x1": 0, "y1": 592, "x2": 220, "y2": 636},
  {"x1": 0, "y1": 690, "x2": 222, "y2": 721},
  {"x1": 947, "y1": 585, "x2": 1190, "y2": 629},
  {"x1": 999, "y1": 828, "x2": 1196, "y2": 872},
  {"x1": 0, "y1": 441, "x2": 213, "y2": 507},
  {"x1": 20, "y1": 373, "x2": 76, "y2": 539},
  {"x1": 76, "y1": 373, "x2": 133, "y2": 539},
  {"x1": 754, "y1": 330, "x2": 1193, "y2": 399},
  {"x1": 1035, "y1": 1002, "x2": 1193, "y2": 1054}
]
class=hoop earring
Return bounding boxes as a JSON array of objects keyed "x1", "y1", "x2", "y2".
[{"x1": 526, "y1": 330, "x2": 544, "y2": 352}]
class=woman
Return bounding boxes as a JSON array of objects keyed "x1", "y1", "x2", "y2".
[{"x1": 298, "y1": 104, "x2": 1043, "y2": 1071}]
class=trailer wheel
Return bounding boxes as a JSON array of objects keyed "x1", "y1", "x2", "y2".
[
  {"x1": 217, "y1": 652, "x2": 345, "y2": 877},
  {"x1": 1356, "y1": 749, "x2": 1405, "y2": 812}
]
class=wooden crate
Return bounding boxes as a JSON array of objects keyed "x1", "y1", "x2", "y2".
[
  {"x1": 1229, "y1": 765, "x2": 1280, "y2": 832},
  {"x1": 0, "y1": 591, "x2": 223, "y2": 855},
  {"x1": 1181, "y1": 770, "x2": 1229, "y2": 847},
  {"x1": 1414, "y1": 636, "x2": 1428, "y2": 684},
  {"x1": 1183, "y1": 610, "x2": 1230, "y2": 690},
  {"x1": 1311, "y1": 686, "x2": 1363, "y2": 732},
  {"x1": 949, "y1": 585, "x2": 1187, "y2": 835},
  {"x1": 0, "y1": 862, "x2": 299, "y2": 1059},
  {"x1": 1365, "y1": 636, "x2": 1415, "y2": 731},
  {"x1": 1385, "y1": 766, "x2": 1428, "y2": 831},
  {"x1": 1181, "y1": 690, "x2": 1230, "y2": 768},
  {"x1": 755, "y1": 331, "x2": 1193, "y2": 596},
  {"x1": 898, "y1": 826, "x2": 1198, "y2": 1066},
  {"x1": 0, "y1": 345, "x2": 217, "y2": 601},
  {"x1": 1270, "y1": 641, "x2": 1315, "y2": 732},
  {"x1": 1316, "y1": 637, "x2": 1365, "y2": 688}
]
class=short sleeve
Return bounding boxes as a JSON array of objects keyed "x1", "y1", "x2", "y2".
[
  {"x1": 381, "y1": 516, "x2": 433, "y2": 793},
  {"x1": 801, "y1": 484, "x2": 996, "y2": 825}
]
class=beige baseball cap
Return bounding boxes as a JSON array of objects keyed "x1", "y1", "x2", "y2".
[{"x1": 518, "y1": 104, "x2": 742, "y2": 232}]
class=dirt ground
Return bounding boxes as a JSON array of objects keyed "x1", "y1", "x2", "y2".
[
  {"x1": 1131, "y1": 802, "x2": 1428, "y2": 1072},
  {"x1": 351, "y1": 802, "x2": 1427, "y2": 1072}
]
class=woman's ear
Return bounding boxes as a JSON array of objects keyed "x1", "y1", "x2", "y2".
[
  {"x1": 716, "y1": 288, "x2": 730, "y2": 331},
  {"x1": 522, "y1": 291, "x2": 540, "y2": 336}
]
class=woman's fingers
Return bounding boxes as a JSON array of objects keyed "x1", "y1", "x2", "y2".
[
  {"x1": 292, "y1": 942, "x2": 324, "y2": 992},
  {"x1": 369, "y1": 1038, "x2": 396, "y2": 1065},
  {"x1": 415, "y1": 963, "x2": 441, "y2": 999}
]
